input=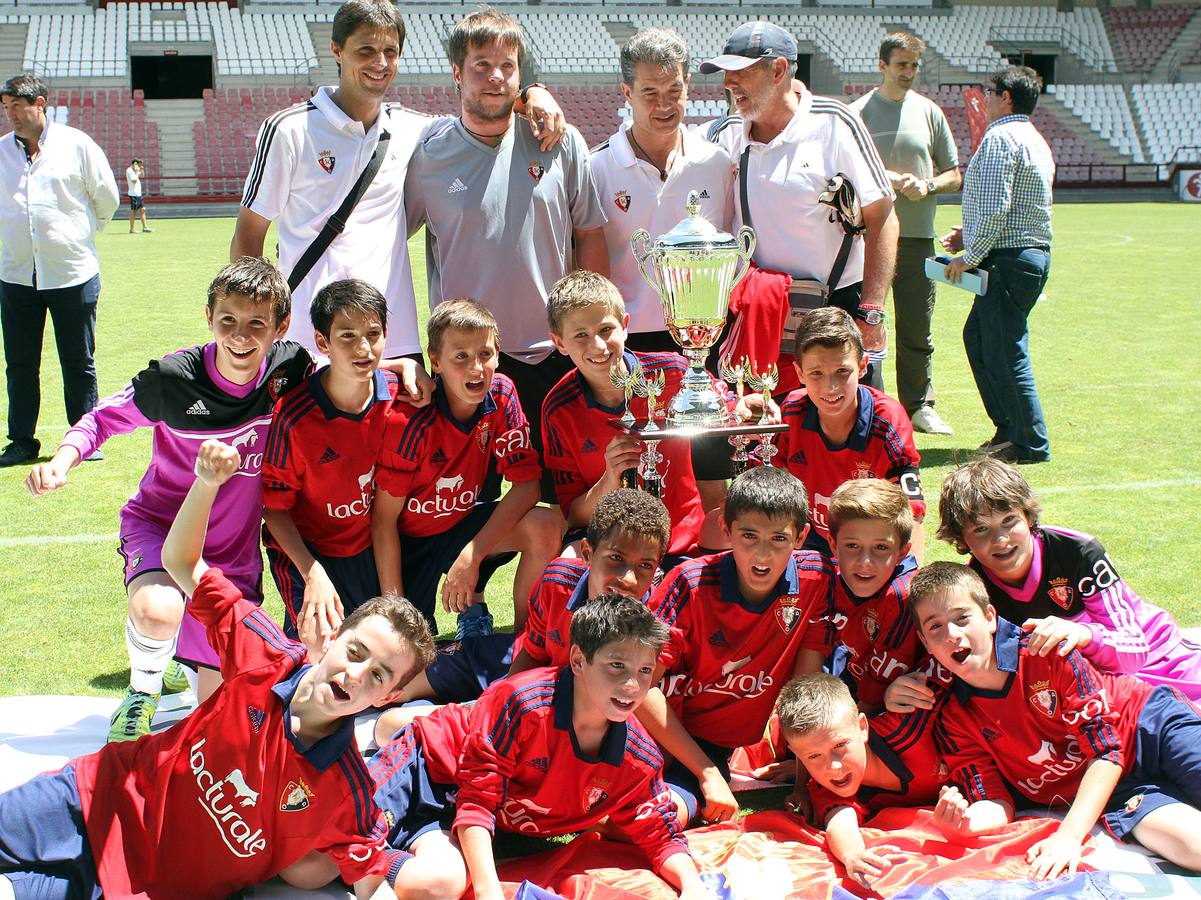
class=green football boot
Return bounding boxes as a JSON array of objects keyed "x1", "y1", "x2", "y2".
[
  {"x1": 161, "y1": 660, "x2": 191, "y2": 695},
  {"x1": 108, "y1": 687, "x2": 160, "y2": 743}
]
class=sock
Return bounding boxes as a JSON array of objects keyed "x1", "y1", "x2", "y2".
[{"x1": 126, "y1": 618, "x2": 177, "y2": 695}]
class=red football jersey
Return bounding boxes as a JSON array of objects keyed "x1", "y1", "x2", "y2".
[
  {"x1": 826, "y1": 556, "x2": 921, "y2": 708},
  {"x1": 521, "y1": 558, "x2": 590, "y2": 667},
  {"x1": 776, "y1": 386, "x2": 924, "y2": 547},
  {"x1": 376, "y1": 374, "x2": 540, "y2": 538},
  {"x1": 541, "y1": 350, "x2": 704, "y2": 556},
  {"x1": 71, "y1": 569, "x2": 387, "y2": 899},
  {"x1": 650, "y1": 550, "x2": 835, "y2": 749},
  {"x1": 808, "y1": 705, "x2": 945, "y2": 824},
  {"x1": 417, "y1": 667, "x2": 690, "y2": 874},
  {"x1": 936, "y1": 618, "x2": 1153, "y2": 808},
  {"x1": 262, "y1": 369, "x2": 398, "y2": 557}
]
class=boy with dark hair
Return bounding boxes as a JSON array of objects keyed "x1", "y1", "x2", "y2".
[
  {"x1": 649, "y1": 466, "x2": 834, "y2": 824},
  {"x1": 912, "y1": 562, "x2": 1201, "y2": 879},
  {"x1": 369, "y1": 593, "x2": 707, "y2": 900},
  {"x1": 930, "y1": 457, "x2": 1201, "y2": 699},
  {"x1": 26, "y1": 257, "x2": 312, "y2": 736},
  {"x1": 824, "y1": 478, "x2": 921, "y2": 711},
  {"x1": 0, "y1": 440, "x2": 435, "y2": 900},
  {"x1": 777, "y1": 673, "x2": 943, "y2": 890},
  {"x1": 372, "y1": 298, "x2": 561, "y2": 635},
  {"x1": 262, "y1": 278, "x2": 399, "y2": 658},
  {"x1": 745, "y1": 305, "x2": 924, "y2": 558},
  {"x1": 542, "y1": 270, "x2": 718, "y2": 556}
]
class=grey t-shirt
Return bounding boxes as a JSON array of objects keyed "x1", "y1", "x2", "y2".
[
  {"x1": 405, "y1": 118, "x2": 607, "y2": 362},
  {"x1": 852, "y1": 89, "x2": 958, "y2": 239}
]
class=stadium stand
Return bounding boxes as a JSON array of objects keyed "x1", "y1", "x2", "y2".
[
  {"x1": 1104, "y1": 3, "x2": 1199, "y2": 73},
  {"x1": 1131, "y1": 82, "x2": 1201, "y2": 167},
  {"x1": 1048, "y1": 84, "x2": 1145, "y2": 162}
]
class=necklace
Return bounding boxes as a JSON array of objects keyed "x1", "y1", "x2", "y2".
[
  {"x1": 460, "y1": 117, "x2": 509, "y2": 146},
  {"x1": 626, "y1": 128, "x2": 679, "y2": 182}
]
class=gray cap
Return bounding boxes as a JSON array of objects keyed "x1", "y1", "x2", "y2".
[{"x1": 699, "y1": 22, "x2": 798, "y2": 74}]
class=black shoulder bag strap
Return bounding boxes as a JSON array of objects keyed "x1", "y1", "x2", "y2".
[
  {"x1": 739, "y1": 145, "x2": 754, "y2": 232},
  {"x1": 287, "y1": 130, "x2": 392, "y2": 293}
]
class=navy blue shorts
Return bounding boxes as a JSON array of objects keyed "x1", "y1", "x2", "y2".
[
  {"x1": 400, "y1": 501, "x2": 515, "y2": 634},
  {"x1": 371, "y1": 727, "x2": 457, "y2": 886},
  {"x1": 424, "y1": 633, "x2": 516, "y2": 703},
  {"x1": 265, "y1": 542, "x2": 381, "y2": 641},
  {"x1": 663, "y1": 737, "x2": 734, "y2": 825},
  {"x1": 1103, "y1": 685, "x2": 1201, "y2": 840},
  {"x1": 0, "y1": 765, "x2": 103, "y2": 900}
]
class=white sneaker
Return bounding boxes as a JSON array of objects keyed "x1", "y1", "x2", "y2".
[{"x1": 910, "y1": 406, "x2": 953, "y2": 435}]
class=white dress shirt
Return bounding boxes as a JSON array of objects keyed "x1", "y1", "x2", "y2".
[{"x1": 0, "y1": 119, "x2": 119, "y2": 289}]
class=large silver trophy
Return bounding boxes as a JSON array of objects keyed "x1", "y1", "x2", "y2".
[{"x1": 631, "y1": 192, "x2": 756, "y2": 428}]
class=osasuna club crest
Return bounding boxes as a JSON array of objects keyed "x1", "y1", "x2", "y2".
[
  {"x1": 528, "y1": 160, "x2": 545, "y2": 181},
  {"x1": 475, "y1": 418, "x2": 492, "y2": 453},
  {"x1": 1029, "y1": 680, "x2": 1059, "y2": 718},
  {"x1": 614, "y1": 190, "x2": 631, "y2": 212},
  {"x1": 317, "y1": 151, "x2": 335, "y2": 174},
  {"x1": 776, "y1": 596, "x2": 802, "y2": 635},
  {"x1": 1047, "y1": 577, "x2": 1074, "y2": 610},
  {"x1": 280, "y1": 779, "x2": 314, "y2": 812},
  {"x1": 269, "y1": 373, "x2": 289, "y2": 401}
]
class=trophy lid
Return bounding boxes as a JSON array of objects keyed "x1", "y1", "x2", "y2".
[{"x1": 653, "y1": 191, "x2": 739, "y2": 250}]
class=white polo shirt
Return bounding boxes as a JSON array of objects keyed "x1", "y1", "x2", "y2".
[
  {"x1": 0, "y1": 120, "x2": 119, "y2": 289},
  {"x1": 241, "y1": 87, "x2": 442, "y2": 357},
  {"x1": 125, "y1": 165, "x2": 142, "y2": 198},
  {"x1": 590, "y1": 123, "x2": 735, "y2": 334},
  {"x1": 713, "y1": 87, "x2": 892, "y2": 290}
]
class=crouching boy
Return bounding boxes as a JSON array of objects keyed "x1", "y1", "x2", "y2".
[
  {"x1": 914, "y1": 562, "x2": 1201, "y2": 879},
  {"x1": 369, "y1": 594, "x2": 708, "y2": 900},
  {"x1": 0, "y1": 440, "x2": 435, "y2": 900},
  {"x1": 777, "y1": 673, "x2": 943, "y2": 889}
]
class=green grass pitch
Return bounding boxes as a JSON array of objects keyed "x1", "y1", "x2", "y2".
[{"x1": 0, "y1": 203, "x2": 1198, "y2": 698}]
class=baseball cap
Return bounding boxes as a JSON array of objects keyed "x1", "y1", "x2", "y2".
[{"x1": 699, "y1": 22, "x2": 798, "y2": 74}]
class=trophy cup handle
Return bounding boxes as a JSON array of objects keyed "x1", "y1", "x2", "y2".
[
  {"x1": 729, "y1": 226, "x2": 758, "y2": 292},
  {"x1": 630, "y1": 229, "x2": 662, "y2": 295}
]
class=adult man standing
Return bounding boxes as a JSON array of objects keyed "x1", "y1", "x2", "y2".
[
  {"x1": 702, "y1": 22, "x2": 898, "y2": 392},
  {"x1": 591, "y1": 26, "x2": 733, "y2": 353},
  {"x1": 0, "y1": 74, "x2": 119, "y2": 467},
  {"x1": 943, "y1": 65, "x2": 1053, "y2": 463},
  {"x1": 852, "y1": 33, "x2": 960, "y2": 435},
  {"x1": 231, "y1": 0, "x2": 563, "y2": 396},
  {"x1": 405, "y1": 8, "x2": 607, "y2": 454}
]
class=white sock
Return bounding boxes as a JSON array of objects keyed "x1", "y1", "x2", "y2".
[
  {"x1": 0, "y1": 874, "x2": 16, "y2": 900},
  {"x1": 126, "y1": 618, "x2": 177, "y2": 695}
]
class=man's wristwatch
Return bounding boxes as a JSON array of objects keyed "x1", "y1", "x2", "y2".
[
  {"x1": 855, "y1": 308, "x2": 885, "y2": 326},
  {"x1": 519, "y1": 82, "x2": 547, "y2": 104},
  {"x1": 926, "y1": 178, "x2": 936, "y2": 196}
]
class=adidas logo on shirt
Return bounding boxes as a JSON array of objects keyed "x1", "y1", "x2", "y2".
[
  {"x1": 247, "y1": 705, "x2": 265, "y2": 734},
  {"x1": 432, "y1": 448, "x2": 448, "y2": 463},
  {"x1": 789, "y1": 450, "x2": 807, "y2": 465},
  {"x1": 581, "y1": 438, "x2": 598, "y2": 453},
  {"x1": 708, "y1": 629, "x2": 730, "y2": 648},
  {"x1": 186, "y1": 399, "x2": 210, "y2": 416},
  {"x1": 448, "y1": 178, "x2": 468, "y2": 194},
  {"x1": 982, "y1": 727, "x2": 1003, "y2": 744},
  {"x1": 698, "y1": 189, "x2": 711, "y2": 199},
  {"x1": 319, "y1": 447, "x2": 340, "y2": 464}
]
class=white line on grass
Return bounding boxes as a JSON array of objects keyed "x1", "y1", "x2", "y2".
[
  {"x1": 1038, "y1": 478, "x2": 1201, "y2": 495},
  {"x1": 0, "y1": 533, "x2": 118, "y2": 547}
]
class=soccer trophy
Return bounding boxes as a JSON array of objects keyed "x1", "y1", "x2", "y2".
[
  {"x1": 631, "y1": 192, "x2": 755, "y2": 427},
  {"x1": 720, "y1": 357, "x2": 752, "y2": 476},
  {"x1": 612, "y1": 192, "x2": 787, "y2": 494}
]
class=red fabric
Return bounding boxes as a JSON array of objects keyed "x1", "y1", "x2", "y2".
[
  {"x1": 962, "y1": 87, "x2": 989, "y2": 155},
  {"x1": 720, "y1": 264, "x2": 801, "y2": 397},
  {"x1": 491, "y1": 810, "x2": 1094, "y2": 900}
]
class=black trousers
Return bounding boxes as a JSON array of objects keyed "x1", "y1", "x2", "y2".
[{"x1": 0, "y1": 274, "x2": 100, "y2": 453}]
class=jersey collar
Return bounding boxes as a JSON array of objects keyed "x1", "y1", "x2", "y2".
[
  {"x1": 552, "y1": 667, "x2": 627, "y2": 766},
  {"x1": 950, "y1": 616, "x2": 1022, "y2": 703},
  {"x1": 310, "y1": 368, "x2": 391, "y2": 421},
  {"x1": 312, "y1": 86, "x2": 385, "y2": 139},
  {"x1": 801, "y1": 386, "x2": 875, "y2": 451},
  {"x1": 433, "y1": 376, "x2": 497, "y2": 432},
  {"x1": 742, "y1": 87, "x2": 814, "y2": 149},
  {"x1": 839, "y1": 553, "x2": 918, "y2": 606},
  {"x1": 973, "y1": 527, "x2": 1044, "y2": 605},
  {"x1": 271, "y1": 664, "x2": 358, "y2": 770},
  {"x1": 857, "y1": 724, "x2": 915, "y2": 806},
  {"x1": 719, "y1": 550, "x2": 801, "y2": 613},
  {"x1": 566, "y1": 568, "x2": 592, "y2": 611}
]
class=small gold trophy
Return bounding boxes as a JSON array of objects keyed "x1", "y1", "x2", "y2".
[{"x1": 747, "y1": 363, "x2": 780, "y2": 467}]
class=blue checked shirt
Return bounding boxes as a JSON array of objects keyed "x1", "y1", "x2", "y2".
[{"x1": 961, "y1": 114, "x2": 1054, "y2": 267}]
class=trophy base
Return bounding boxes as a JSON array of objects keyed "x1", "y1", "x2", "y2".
[{"x1": 610, "y1": 419, "x2": 788, "y2": 440}]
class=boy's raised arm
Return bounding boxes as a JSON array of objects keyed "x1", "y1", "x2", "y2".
[{"x1": 162, "y1": 440, "x2": 241, "y2": 597}]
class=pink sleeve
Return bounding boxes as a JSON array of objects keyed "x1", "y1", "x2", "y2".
[{"x1": 59, "y1": 383, "x2": 154, "y2": 459}]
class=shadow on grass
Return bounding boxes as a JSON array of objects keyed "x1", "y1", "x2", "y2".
[
  {"x1": 90, "y1": 670, "x2": 130, "y2": 692},
  {"x1": 918, "y1": 446, "x2": 988, "y2": 468}
]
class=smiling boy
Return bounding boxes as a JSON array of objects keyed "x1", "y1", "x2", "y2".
[
  {"x1": 0, "y1": 440, "x2": 435, "y2": 900},
  {"x1": 262, "y1": 279, "x2": 401, "y2": 658},
  {"x1": 371, "y1": 299, "x2": 561, "y2": 634},
  {"x1": 26, "y1": 257, "x2": 312, "y2": 733},
  {"x1": 913, "y1": 562, "x2": 1201, "y2": 879}
]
